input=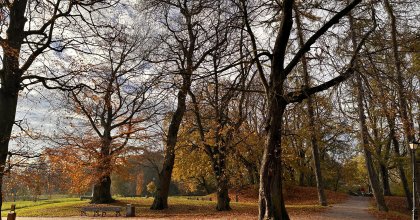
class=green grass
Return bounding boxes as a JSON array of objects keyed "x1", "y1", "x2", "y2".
[
  {"x1": 1, "y1": 196, "x2": 324, "y2": 218},
  {"x1": 1, "y1": 198, "x2": 88, "y2": 217}
]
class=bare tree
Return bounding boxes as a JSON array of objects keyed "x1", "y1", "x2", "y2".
[
  {"x1": 57, "y1": 26, "x2": 159, "y2": 203},
  {"x1": 142, "y1": 0, "x2": 232, "y2": 210},
  {"x1": 0, "y1": 0, "x2": 115, "y2": 211}
]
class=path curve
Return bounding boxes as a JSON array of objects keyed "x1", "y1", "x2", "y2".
[{"x1": 294, "y1": 196, "x2": 375, "y2": 220}]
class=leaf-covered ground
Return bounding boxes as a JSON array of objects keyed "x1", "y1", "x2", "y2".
[{"x1": 369, "y1": 196, "x2": 411, "y2": 220}]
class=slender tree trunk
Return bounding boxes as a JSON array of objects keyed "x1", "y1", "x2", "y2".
[
  {"x1": 151, "y1": 84, "x2": 189, "y2": 210},
  {"x1": 237, "y1": 153, "x2": 258, "y2": 185},
  {"x1": 295, "y1": 6, "x2": 327, "y2": 206},
  {"x1": 298, "y1": 149, "x2": 305, "y2": 187},
  {"x1": 389, "y1": 117, "x2": 412, "y2": 208},
  {"x1": 355, "y1": 74, "x2": 388, "y2": 211},
  {"x1": 374, "y1": 132, "x2": 391, "y2": 196},
  {"x1": 383, "y1": 0, "x2": 418, "y2": 203},
  {"x1": 376, "y1": 75, "x2": 412, "y2": 207},
  {"x1": 380, "y1": 164, "x2": 391, "y2": 196},
  {"x1": 348, "y1": 10, "x2": 388, "y2": 211},
  {"x1": 383, "y1": 0, "x2": 415, "y2": 143}
]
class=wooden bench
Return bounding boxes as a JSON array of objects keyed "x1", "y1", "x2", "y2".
[{"x1": 80, "y1": 206, "x2": 122, "y2": 217}]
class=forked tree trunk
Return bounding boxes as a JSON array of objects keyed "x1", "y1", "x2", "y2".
[
  {"x1": 380, "y1": 164, "x2": 391, "y2": 196},
  {"x1": 91, "y1": 175, "x2": 113, "y2": 203}
]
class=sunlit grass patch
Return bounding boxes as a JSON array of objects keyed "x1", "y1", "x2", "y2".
[{"x1": 1, "y1": 198, "x2": 87, "y2": 217}]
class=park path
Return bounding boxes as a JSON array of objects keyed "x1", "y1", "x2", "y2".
[
  {"x1": 14, "y1": 196, "x2": 375, "y2": 220},
  {"x1": 294, "y1": 196, "x2": 375, "y2": 220}
]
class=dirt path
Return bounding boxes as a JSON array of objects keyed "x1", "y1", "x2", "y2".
[{"x1": 294, "y1": 196, "x2": 375, "y2": 220}]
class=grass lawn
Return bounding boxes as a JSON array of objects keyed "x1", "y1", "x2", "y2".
[
  {"x1": 0, "y1": 196, "x2": 326, "y2": 218},
  {"x1": 1, "y1": 198, "x2": 88, "y2": 217}
]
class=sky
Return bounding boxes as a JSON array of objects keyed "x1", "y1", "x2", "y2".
[{"x1": 11, "y1": 88, "x2": 59, "y2": 153}]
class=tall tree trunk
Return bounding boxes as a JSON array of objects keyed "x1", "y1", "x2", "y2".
[
  {"x1": 151, "y1": 84, "x2": 189, "y2": 210},
  {"x1": 213, "y1": 152, "x2": 232, "y2": 211},
  {"x1": 259, "y1": 104, "x2": 289, "y2": 220},
  {"x1": 295, "y1": 6, "x2": 327, "y2": 206},
  {"x1": 383, "y1": 0, "x2": 415, "y2": 143},
  {"x1": 349, "y1": 10, "x2": 388, "y2": 211},
  {"x1": 383, "y1": 0, "x2": 418, "y2": 203},
  {"x1": 254, "y1": 0, "x2": 362, "y2": 218},
  {"x1": 355, "y1": 74, "x2": 388, "y2": 211},
  {"x1": 376, "y1": 71, "x2": 412, "y2": 207},
  {"x1": 0, "y1": 0, "x2": 28, "y2": 213},
  {"x1": 389, "y1": 115, "x2": 412, "y2": 208},
  {"x1": 373, "y1": 129, "x2": 391, "y2": 196}
]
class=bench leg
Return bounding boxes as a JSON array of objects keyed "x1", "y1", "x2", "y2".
[
  {"x1": 102, "y1": 211, "x2": 106, "y2": 217},
  {"x1": 94, "y1": 210, "x2": 99, "y2": 217},
  {"x1": 116, "y1": 211, "x2": 121, "y2": 217}
]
